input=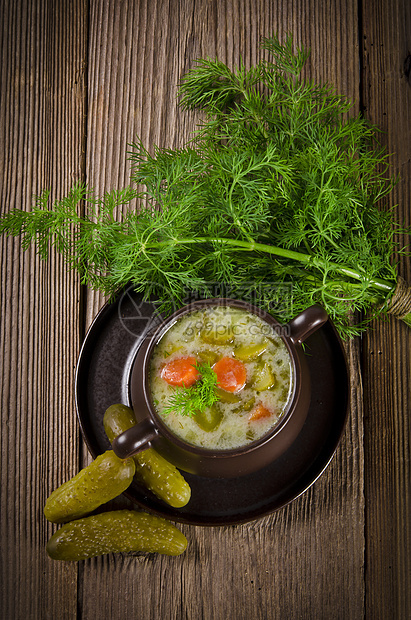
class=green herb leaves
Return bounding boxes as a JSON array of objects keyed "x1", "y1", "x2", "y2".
[
  {"x1": 0, "y1": 33, "x2": 409, "y2": 336},
  {"x1": 161, "y1": 363, "x2": 219, "y2": 418}
]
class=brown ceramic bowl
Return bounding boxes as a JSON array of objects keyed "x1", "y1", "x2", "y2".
[{"x1": 112, "y1": 299, "x2": 328, "y2": 478}]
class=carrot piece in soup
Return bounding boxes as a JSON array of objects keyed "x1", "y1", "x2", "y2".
[
  {"x1": 213, "y1": 357, "x2": 247, "y2": 393},
  {"x1": 161, "y1": 356, "x2": 200, "y2": 387},
  {"x1": 248, "y1": 403, "x2": 273, "y2": 421}
]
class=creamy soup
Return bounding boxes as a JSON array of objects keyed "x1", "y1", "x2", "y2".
[{"x1": 149, "y1": 306, "x2": 293, "y2": 450}]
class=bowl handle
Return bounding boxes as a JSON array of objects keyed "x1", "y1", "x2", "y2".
[
  {"x1": 112, "y1": 417, "x2": 159, "y2": 460},
  {"x1": 287, "y1": 305, "x2": 328, "y2": 343}
]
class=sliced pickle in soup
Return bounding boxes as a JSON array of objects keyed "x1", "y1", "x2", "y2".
[
  {"x1": 162, "y1": 344, "x2": 183, "y2": 358},
  {"x1": 214, "y1": 386, "x2": 242, "y2": 404},
  {"x1": 193, "y1": 404, "x2": 223, "y2": 432},
  {"x1": 200, "y1": 321, "x2": 233, "y2": 345},
  {"x1": 252, "y1": 361, "x2": 276, "y2": 391},
  {"x1": 197, "y1": 350, "x2": 219, "y2": 365},
  {"x1": 234, "y1": 341, "x2": 267, "y2": 362}
]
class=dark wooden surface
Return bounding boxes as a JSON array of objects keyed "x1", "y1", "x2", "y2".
[{"x1": 0, "y1": 1, "x2": 410, "y2": 618}]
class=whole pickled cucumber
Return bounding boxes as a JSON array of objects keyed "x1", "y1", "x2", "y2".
[
  {"x1": 44, "y1": 450, "x2": 135, "y2": 523},
  {"x1": 103, "y1": 404, "x2": 191, "y2": 508},
  {"x1": 46, "y1": 509, "x2": 187, "y2": 560}
]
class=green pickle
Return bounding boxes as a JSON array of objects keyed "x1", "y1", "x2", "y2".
[
  {"x1": 214, "y1": 386, "x2": 241, "y2": 404},
  {"x1": 200, "y1": 322, "x2": 233, "y2": 345},
  {"x1": 193, "y1": 404, "x2": 223, "y2": 432},
  {"x1": 197, "y1": 349, "x2": 219, "y2": 365},
  {"x1": 44, "y1": 450, "x2": 135, "y2": 524},
  {"x1": 103, "y1": 404, "x2": 191, "y2": 508},
  {"x1": 234, "y1": 341, "x2": 267, "y2": 361},
  {"x1": 252, "y1": 361, "x2": 276, "y2": 391},
  {"x1": 46, "y1": 509, "x2": 187, "y2": 560}
]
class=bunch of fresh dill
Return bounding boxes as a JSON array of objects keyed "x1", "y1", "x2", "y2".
[
  {"x1": 1, "y1": 33, "x2": 409, "y2": 337},
  {"x1": 160, "y1": 363, "x2": 219, "y2": 418}
]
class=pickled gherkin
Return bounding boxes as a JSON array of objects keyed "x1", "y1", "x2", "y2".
[
  {"x1": 46, "y1": 509, "x2": 187, "y2": 560},
  {"x1": 103, "y1": 404, "x2": 191, "y2": 508},
  {"x1": 234, "y1": 341, "x2": 267, "y2": 361},
  {"x1": 197, "y1": 349, "x2": 219, "y2": 365},
  {"x1": 252, "y1": 361, "x2": 276, "y2": 391},
  {"x1": 193, "y1": 403, "x2": 223, "y2": 432},
  {"x1": 44, "y1": 450, "x2": 135, "y2": 524},
  {"x1": 200, "y1": 322, "x2": 233, "y2": 345},
  {"x1": 214, "y1": 386, "x2": 241, "y2": 404}
]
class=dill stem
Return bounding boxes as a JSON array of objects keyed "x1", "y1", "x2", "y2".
[{"x1": 148, "y1": 236, "x2": 395, "y2": 296}]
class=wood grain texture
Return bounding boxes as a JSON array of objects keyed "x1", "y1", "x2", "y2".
[
  {"x1": 0, "y1": 0, "x2": 409, "y2": 618},
  {"x1": 0, "y1": 0, "x2": 87, "y2": 618},
  {"x1": 361, "y1": 0, "x2": 411, "y2": 617}
]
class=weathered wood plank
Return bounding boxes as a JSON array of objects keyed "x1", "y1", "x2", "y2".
[
  {"x1": 80, "y1": 2, "x2": 365, "y2": 619},
  {"x1": 361, "y1": 0, "x2": 411, "y2": 617},
  {"x1": 6, "y1": 0, "x2": 409, "y2": 617},
  {"x1": 0, "y1": 1, "x2": 87, "y2": 618}
]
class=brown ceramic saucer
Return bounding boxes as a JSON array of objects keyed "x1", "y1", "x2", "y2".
[{"x1": 75, "y1": 286, "x2": 350, "y2": 526}]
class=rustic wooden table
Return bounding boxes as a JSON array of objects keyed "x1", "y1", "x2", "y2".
[{"x1": 1, "y1": 1, "x2": 410, "y2": 618}]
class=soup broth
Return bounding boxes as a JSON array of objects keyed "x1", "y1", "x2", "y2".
[{"x1": 149, "y1": 306, "x2": 293, "y2": 450}]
